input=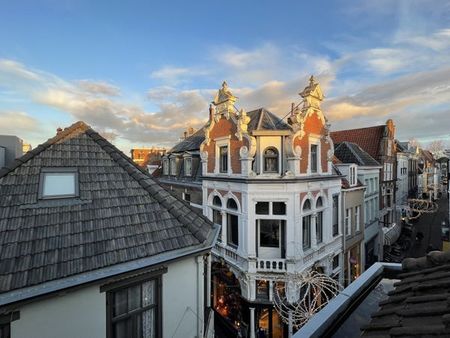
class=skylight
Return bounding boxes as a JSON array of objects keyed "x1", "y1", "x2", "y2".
[{"x1": 40, "y1": 168, "x2": 78, "y2": 198}]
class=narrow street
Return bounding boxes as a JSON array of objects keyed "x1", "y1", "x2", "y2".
[{"x1": 407, "y1": 194, "x2": 449, "y2": 258}]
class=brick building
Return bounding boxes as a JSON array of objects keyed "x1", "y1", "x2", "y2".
[{"x1": 159, "y1": 78, "x2": 343, "y2": 337}]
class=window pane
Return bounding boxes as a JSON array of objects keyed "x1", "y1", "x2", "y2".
[
  {"x1": 213, "y1": 209, "x2": 222, "y2": 225},
  {"x1": 142, "y1": 280, "x2": 155, "y2": 307},
  {"x1": 142, "y1": 309, "x2": 155, "y2": 338},
  {"x1": 256, "y1": 280, "x2": 269, "y2": 299},
  {"x1": 212, "y1": 196, "x2": 222, "y2": 207},
  {"x1": 114, "y1": 289, "x2": 127, "y2": 316},
  {"x1": 256, "y1": 202, "x2": 269, "y2": 215},
  {"x1": 272, "y1": 202, "x2": 286, "y2": 215},
  {"x1": 316, "y1": 197, "x2": 323, "y2": 208},
  {"x1": 303, "y1": 215, "x2": 311, "y2": 249},
  {"x1": 260, "y1": 220, "x2": 280, "y2": 247},
  {"x1": 316, "y1": 212, "x2": 323, "y2": 244},
  {"x1": 227, "y1": 214, "x2": 239, "y2": 247},
  {"x1": 227, "y1": 198, "x2": 238, "y2": 210},
  {"x1": 43, "y1": 173, "x2": 75, "y2": 196},
  {"x1": 311, "y1": 145, "x2": 318, "y2": 173},
  {"x1": 113, "y1": 319, "x2": 131, "y2": 338},
  {"x1": 219, "y1": 146, "x2": 228, "y2": 173},
  {"x1": 303, "y1": 199, "x2": 311, "y2": 211}
]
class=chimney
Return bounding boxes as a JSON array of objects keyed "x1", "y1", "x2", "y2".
[{"x1": 184, "y1": 131, "x2": 187, "y2": 139}]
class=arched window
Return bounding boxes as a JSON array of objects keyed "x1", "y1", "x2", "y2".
[
  {"x1": 213, "y1": 196, "x2": 222, "y2": 207},
  {"x1": 316, "y1": 197, "x2": 323, "y2": 208},
  {"x1": 303, "y1": 199, "x2": 311, "y2": 211},
  {"x1": 227, "y1": 198, "x2": 238, "y2": 210},
  {"x1": 263, "y1": 147, "x2": 279, "y2": 173}
]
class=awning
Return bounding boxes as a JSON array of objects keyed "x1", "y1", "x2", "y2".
[{"x1": 383, "y1": 222, "x2": 402, "y2": 246}]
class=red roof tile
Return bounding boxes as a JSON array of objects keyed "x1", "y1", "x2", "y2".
[{"x1": 331, "y1": 125, "x2": 385, "y2": 161}]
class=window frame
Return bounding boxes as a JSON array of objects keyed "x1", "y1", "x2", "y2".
[
  {"x1": 310, "y1": 144, "x2": 318, "y2": 173},
  {"x1": 332, "y1": 195, "x2": 339, "y2": 236},
  {"x1": 184, "y1": 157, "x2": 192, "y2": 177},
  {"x1": 263, "y1": 147, "x2": 279, "y2": 173},
  {"x1": 38, "y1": 167, "x2": 79, "y2": 200},
  {"x1": 104, "y1": 269, "x2": 165, "y2": 338},
  {"x1": 219, "y1": 145, "x2": 228, "y2": 173},
  {"x1": 162, "y1": 158, "x2": 169, "y2": 175}
]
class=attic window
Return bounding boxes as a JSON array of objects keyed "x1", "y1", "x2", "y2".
[{"x1": 39, "y1": 168, "x2": 79, "y2": 199}]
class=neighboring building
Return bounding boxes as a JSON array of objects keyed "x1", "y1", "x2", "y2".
[
  {"x1": 22, "y1": 143, "x2": 32, "y2": 154},
  {"x1": 0, "y1": 122, "x2": 219, "y2": 338},
  {"x1": 418, "y1": 149, "x2": 436, "y2": 199},
  {"x1": 295, "y1": 251, "x2": 450, "y2": 338},
  {"x1": 331, "y1": 120, "x2": 399, "y2": 258},
  {"x1": 0, "y1": 135, "x2": 23, "y2": 169},
  {"x1": 160, "y1": 78, "x2": 343, "y2": 338},
  {"x1": 334, "y1": 142, "x2": 382, "y2": 272},
  {"x1": 334, "y1": 163, "x2": 365, "y2": 286},
  {"x1": 395, "y1": 140, "x2": 409, "y2": 207},
  {"x1": 405, "y1": 142, "x2": 420, "y2": 198},
  {"x1": 130, "y1": 147, "x2": 166, "y2": 170}
]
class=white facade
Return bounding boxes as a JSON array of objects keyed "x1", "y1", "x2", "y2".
[
  {"x1": 396, "y1": 152, "x2": 408, "y2": 207},
  {"x1": 204, "y1": 178, "x2": 342, "y2": 302},
  {"x1": 359, "y1": 167, "x2": 382, "y2": 266},
  {"x1": 9, "y1": 255, "x2": 205, "y2": 338}
]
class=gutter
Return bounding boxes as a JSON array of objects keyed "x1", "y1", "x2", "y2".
[{"x1": 0, "y1": 223, "x2": 220, "y2": 310}]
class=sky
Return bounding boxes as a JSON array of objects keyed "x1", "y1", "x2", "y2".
[{"x1": 1, "y1": 0, "x2": 450, "y2": 153}]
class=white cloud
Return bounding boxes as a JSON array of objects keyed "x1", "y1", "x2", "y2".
[{"x1": 0, "y1": 111, "x2": 42, "y2": 135}]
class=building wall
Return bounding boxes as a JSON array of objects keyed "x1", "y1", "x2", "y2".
[
  {"x1": 0, "y1": 135, "x2": 23, "y2": 168},
  {"x1": 10, "y1": 257, "x2": 203, "y2": 338},
  {"x1": 11, "y1": 285, "x2": 106, "y2": 338}
]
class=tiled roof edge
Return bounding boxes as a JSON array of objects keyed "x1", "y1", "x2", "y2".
[
  {"x1": 84, "y1": 127, "x2": 214, "y2": 244},
  {"x1": 0, "y1": 121, "x2": 89, "y2": 179}
]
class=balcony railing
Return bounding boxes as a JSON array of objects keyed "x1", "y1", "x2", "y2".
[
  {"x1": 256, "y1": 258, "x2": 287, "y2": 272},
  {"x1": 212, "y1": 243, "x2": 243, "y2": 267}
]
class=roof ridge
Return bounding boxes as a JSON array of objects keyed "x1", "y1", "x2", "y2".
[
  {"x1": 331, "y1": 125, "x2": 385, "y2": 133},
  {"x1": 83, "y1": 128, "x2": 212, "y2": 243},
  {"x1": 0, "y1": 121, "x2": 89, "y2": 179}
]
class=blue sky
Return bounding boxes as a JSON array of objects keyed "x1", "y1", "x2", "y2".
[{"x1": 1, "y1": 0, "x2": 450, "y2": 152}]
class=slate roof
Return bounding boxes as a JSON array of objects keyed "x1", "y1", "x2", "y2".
[
  {"x1": 169, "y1": 108, "x2": 290, "y2": 153},
  {"x1": 334, "y1": 142, "x2": 381, "y2": 167},
  {"x1": 361, "y1": 251, "x2": 450, "y2": 337},
  {"x1": 331, "y1": 125, "x2": 385, "y2": 161},
  {"x1": 0, "y1": 121, "x2": 216, "y2": 294}
]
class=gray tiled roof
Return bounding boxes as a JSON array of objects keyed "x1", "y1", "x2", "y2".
[
  {"x1": 169, "y1": 108, "x2": 290, "y2": 154},
  {"x1": 334, "y1": 142, "x2": 380, "y2": 167},
  {"x1": 0, "y1": 121, "x2": 215, "y2": 294},
  {"x1": 361, "y1": 251, "x2": 450, "y2": 337}
]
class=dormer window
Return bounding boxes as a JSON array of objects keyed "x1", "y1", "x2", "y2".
[
  {"x1": 263, "y1": 147, "x2": 279, "y2": 173},
  {"x1": 219, "y1": 146, "x2": 228, "y2": 173},
  {"x1": 39, "y1": 168, "x2": 78, "y2": 199},
  {"x1": 310, "y1": 144, "x2": 318, "y2": 173},
  {"x1": 170, "y1": 158, "x2": 177, "y2": 176},
  {"x1": 349, "y1": 165, "x2": 357, "y2": 186},
  {"x1": 184, "y1": 157, "x2": 192, "y2": 176},
  {"x1": 162, "y1": 158, "x2": 169, "y2": 175}
]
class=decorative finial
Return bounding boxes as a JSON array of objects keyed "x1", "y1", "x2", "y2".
[
  {"x1": 222, "y1": 81, "x2": 228, "y2": 89},
  {"x1": 309, "y1": 75, "x2": 315, "y2": 86}
]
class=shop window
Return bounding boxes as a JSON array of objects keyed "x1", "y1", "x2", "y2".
[{"x1": 256, "y1": 280, "x2": 269, "y2": 300}]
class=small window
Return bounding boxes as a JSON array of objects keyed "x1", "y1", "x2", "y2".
[
  {"x1": 332, "y1": 254, "x2": 339, "y2": 270},
  {"x1": 316, "y1": 211, "x2": 323, "y2": 244},
  {"x1": 227, "y1": 213, "x2": 239, "y2": 247},
  {"x1": 170, "y1": 158, "x2": 177, "y2": 176},
  {"x1": 256, "y1": 202, "x2": 270, "y2": 215},
  {"x1": 310, "y1": 144, "x2": 318, "y2": 173},
  {"x1": 303, "y1": 215, "x2": 311, "y2": 250},
  {"x1": 219, "y1": 146, "x2": 228, "y2": 173},
  {"x1": 107, "y1": 278, "x2": 160, "y2": 338},
  {"x1": 212, "y1": 195, "x2": 222, "y2": 207},
  {"x1": 183, "y1": 193, "x2": 191, "y2": 202},
  {"x1": 162, "y1": 159, "x2": 169, "y2": 175},
  {"x1": 316, "y1": 197, "x2": 323, "y2": 208},
  {"x1": 259, "y1": 220, "x2": 280, "y2": 247},
  {"x1": 272, "y1": 202, "x2": 286, "y2": 215},
  {"x1": 227, "y1": 198, "x2": 238, "y2": 210},
  {"x1": 184, "y1": 158, "x2": 192, "y2": 176},
  {"x1": 263, "y1": 147, "x2": 279, "y2": 173},
  {"x1": 332, "y1": 195, "x2": 339, "y2": 236},
  {"x1": 303, "y1": 199, "x2": 311, "y2": 211},
  {"x1": 40, "y1": 168, "x2": 78, "y2": 199}
]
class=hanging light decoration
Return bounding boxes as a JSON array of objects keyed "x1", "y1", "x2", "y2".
[{"x1": 272, "y1": 270, "x2": 342, "y2": 328}]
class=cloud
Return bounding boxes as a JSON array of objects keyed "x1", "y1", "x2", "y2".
[
  {"x1": 77, "y1": 80, "x2": 120, "y2": 96},
  {"x1": 150, "y1": 66, "x2": 192, "y2": 84},
  {"x1": 0, "y1": 111, "x2": 42, "y2": 135}
]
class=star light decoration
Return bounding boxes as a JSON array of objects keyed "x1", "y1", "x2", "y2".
[
  {"x1": 272, "y1": 270, "x2": 342, "y2": 328},
  {"x1": 405, "y1": 198, "x2": 438, "y2": 220}
]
